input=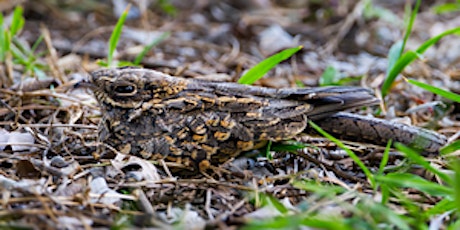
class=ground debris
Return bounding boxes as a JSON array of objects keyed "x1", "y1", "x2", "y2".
[{"x1": 0, "y1": 1, "x2": 458, "y2": 229}]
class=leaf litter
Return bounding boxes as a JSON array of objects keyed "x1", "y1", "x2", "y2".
[{"x1": 0, "y1": 1, "x2": 459, "y2": 229}]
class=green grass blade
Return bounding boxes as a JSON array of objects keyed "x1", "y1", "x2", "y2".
[
  {"x1": 292, "y1": 180, "x2": 345, "y2": 196},
  {"x1": 32, "y1": 66, "x2": 47, "y2": 79},
  {"x1": 238, "y1": 46, "x2": 302, "y2": 85},
  {"x1": 382, "y1": 26, "x2": 460, "y2": 97},
  {"x1": 271, "y1": 141, "x2": 311, "y2": 152},
  {"x1": 308, "y1": 120, "x2": 376, "y2": 188},
  {"x1": 299, "y1": 216, "x2": 352, "y2": 230},
  {"x1": 319, "y1": 66, "x2": 362, "y2": 86},
  {"x1": 406, "y1": 78, "x2": 460, "y2": 103},
  {"x1": 10, "y1": 6, "x2": 25, "y2": 36},
  {"x1": 395, "y1": 143, "x2": 452, "y2": 184},
  {"x1": 363, "y1": 1, "x2": 400, "y2": 23},
  {"x1": 375, "y1": 173, "x2": 453, "y2": 197},
  {"x1": 116, "y1": 60, "x2": 136, "y2": 67},
  {"x1": 264, "y1": 194, "x2": 289, "y2": 214},
  {"x1": 30, "y1": 35, "x2": 44, "y2": 53},
  {"x1": 448, "y1": 219, "x2": 460, "y2": 230},
  {"x1": 244, "y1": 214, "x2": 351, "y2": 230},
  {"x1": 401, "y1": 0, "x2": 420, "y2": 57},
  {"x1": 425, "y1": 198, "x2": 456, "y2": 216},
  {"x1": 335, "y1": 76, "x2": 362, "y2": 85},
  {"x1": 415, "y1": 27, "x2": 460, "y2": 54},
  {"x1": 10, "y1": 40, "x2": 27, "y2": 64},
  {"x1": 378, "y1": 140, "x2": 392, "y2": 176},
  {"x1": 96, "y1": 60, "x2": 108, "y2": 67},
  {"x1": 380, "y1": 183, "x2": 390, "y2": 205},
  {"x1": 381, "y1": 50, "x2": 419, "y2": 97},
  {"x1": 107, "y1": 4, "x2": 131, "y2": 67},
  {"x1": 440, "y1": 140, "x2": 460, "y2": 155},
  {"x1": 0, "y1": 14, "x2": 7, "y2": 61},
  {"x1": 360, "y1": 199, "x2": 411, "y2": 230},
  {"x1": 133, "y1": 32, "x2": 170, "y2": 65},
  {"x1": 158, "y1": 0, "x2": 177, "y2": 16},
  {"x1": 453, "y1": 160, "x2": 460, "y2": 217},
  {"x1": 263, "y1": 140, "x2": 272, "y2": 159},
  {"x1": 4, "y1": 33, "x2": 11, "y2": 61},
  {"x1": 433, "y1": 3, "x2": 460, "y2": 14},
  {"x1": 386, "y1": 40, "x2": 403, "y2": 77},
  {"x1": 319, "y1": 66, "x2": 338, "y2": 86}
]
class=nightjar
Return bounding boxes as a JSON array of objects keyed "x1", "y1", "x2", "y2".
[{"x1": 81, "y1": 67, "x2": 446, "y2": 170}]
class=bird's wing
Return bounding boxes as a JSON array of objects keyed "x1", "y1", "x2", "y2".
[{"x1": 172, "y1": 80, "x2": 379, "y2": 120}]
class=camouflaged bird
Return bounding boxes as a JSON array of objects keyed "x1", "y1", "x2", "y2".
[{"x1": 84, "y1": 67, "x2": 447, "y2": 170}]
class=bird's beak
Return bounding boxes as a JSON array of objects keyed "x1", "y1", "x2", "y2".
[{"x1": 73, "y1": 80, "x2": 97, "y2": 91}]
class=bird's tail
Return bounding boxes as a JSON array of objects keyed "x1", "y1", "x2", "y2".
[{"x1": 310, "y1": 112, "x2": 447, "y2": 154}]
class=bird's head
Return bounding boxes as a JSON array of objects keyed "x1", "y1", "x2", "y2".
[{"x1": 80, "y1": 67, "x2": 187, "y2": 110}]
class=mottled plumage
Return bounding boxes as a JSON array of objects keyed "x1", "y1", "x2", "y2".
[{"x1": 84, "y1": 67, "x2": 445, "y2": 170}]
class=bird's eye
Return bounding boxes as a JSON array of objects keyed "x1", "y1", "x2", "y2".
[{"x1": 114, "y1": 84, "x2": 137, "y2": 95}]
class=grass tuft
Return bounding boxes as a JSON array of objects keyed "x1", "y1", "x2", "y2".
[
  {"x1": 98, "y1": 4, "x2": 131, "y2": 67},
  {"x1": 0, "y1": 6, "x2": 25, "y2": 63},
  {"x1": 382, "y1": 26, "x2": 460, "y2": 97},
  {"x1": 381, "y1": 0, "x2": 460, "y2": 98}
]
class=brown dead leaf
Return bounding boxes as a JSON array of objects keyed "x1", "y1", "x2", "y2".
[{"x1": 16, "y1": 160, "x2": 41, "y2": 179}]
